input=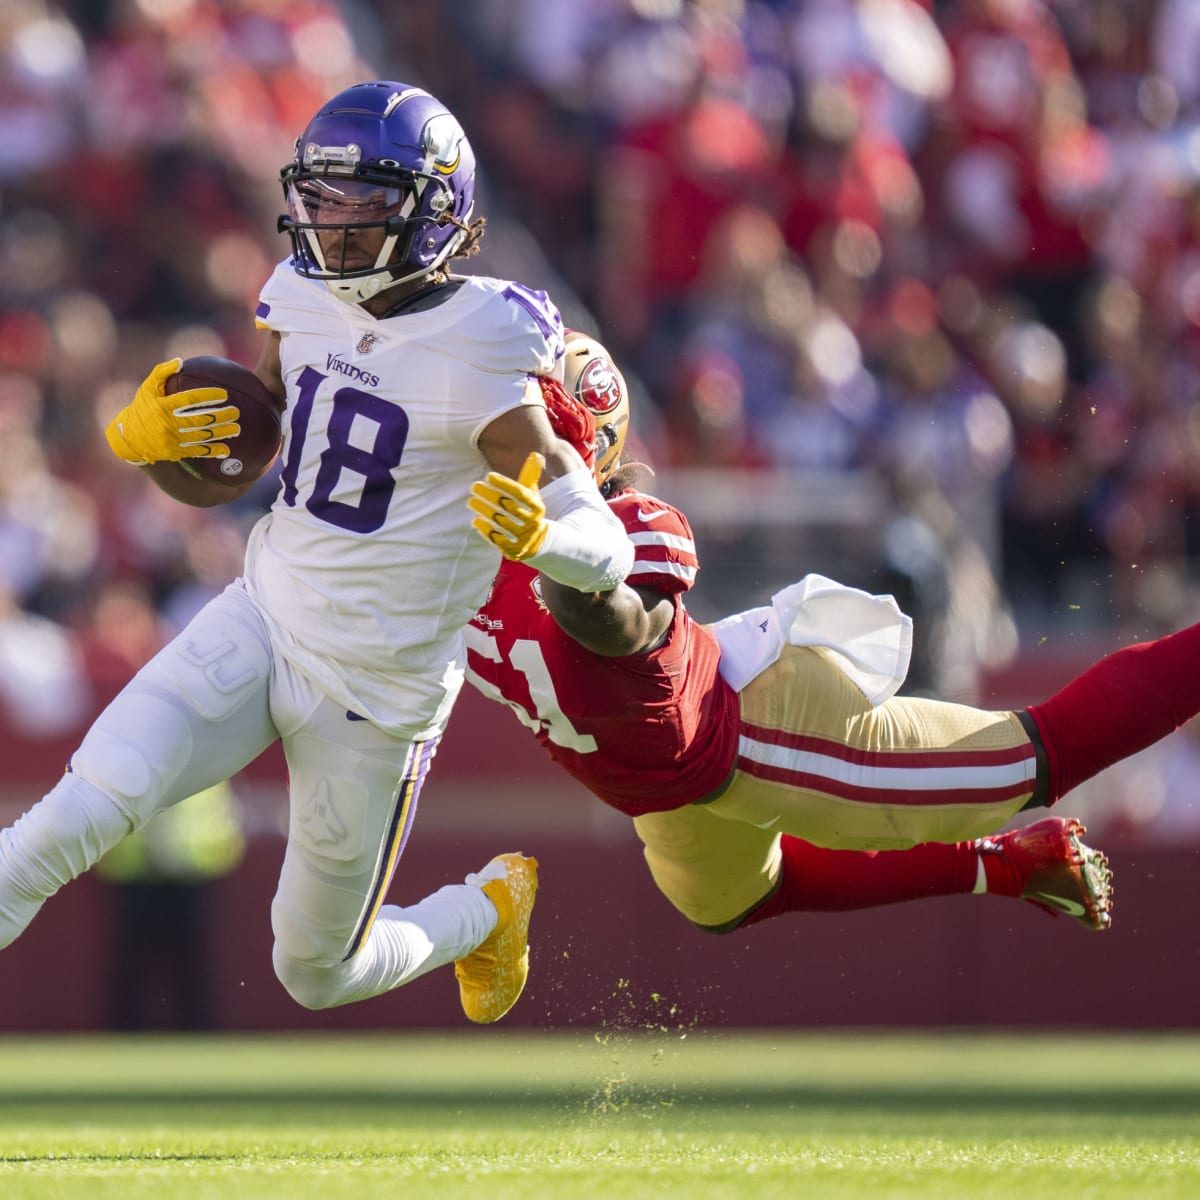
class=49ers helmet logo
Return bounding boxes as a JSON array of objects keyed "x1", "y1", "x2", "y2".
[
  {"x1": 558, "y1": 330, "x2": 630, "y2": 484},
  {"x1": 576, "y1": 357, "x2": 624, "y2": 415}
]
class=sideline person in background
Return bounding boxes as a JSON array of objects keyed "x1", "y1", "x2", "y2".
[
  {"x1": 466, "y1": 333, "x2": 1200, "y2": 937},
  {"x1": 0, "y1": 82, "x2": 634, "y2": 1024},
  {"x1": 95, "y1": 781, "x2": 244, "y2": 1030}
]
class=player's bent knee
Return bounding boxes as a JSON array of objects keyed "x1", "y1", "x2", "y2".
[
  {"x1": 271, "y1": 900, "x2": 358, "y2": 1010},
  {"x1": 689, "y1": 912, "x2": 750, "y2": 936},
  {"x1": 650, "y1": 887, "x2": 749, "y2": 934},
  {"x1": 670, "y1": 882, "x2": 779, "y2": 935},
  {"x1": 271, "y1": 942, "x2": 345, "y2": 1011}
]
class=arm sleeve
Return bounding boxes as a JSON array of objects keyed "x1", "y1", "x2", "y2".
[{"x1": 525, "y1": 468, "x2": 635, "y2": 592}]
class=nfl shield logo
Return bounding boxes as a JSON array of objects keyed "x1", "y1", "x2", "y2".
[{"x1": 356, "y1": 332, "x2": 379, "y2": 354}]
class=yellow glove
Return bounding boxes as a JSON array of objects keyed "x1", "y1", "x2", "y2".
[
  {"x1": 468, "y1": 452, "x2": 548, "y2": 561},
  {"x1": 105, "y1": 358, "x2": 240, "y2": 465}
]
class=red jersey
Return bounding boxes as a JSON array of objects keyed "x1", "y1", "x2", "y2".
[{"x1": 464, "y1": 489, "x2": 740, "y2": 817}]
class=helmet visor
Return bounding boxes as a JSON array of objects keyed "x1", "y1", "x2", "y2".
[{"x1": 287, "y1": 176, "x2": 411, "y2": 226}]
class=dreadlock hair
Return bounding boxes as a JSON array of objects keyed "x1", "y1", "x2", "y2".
[{"x1": 450, "y1": 214, "x2": 487, "y2": 260}]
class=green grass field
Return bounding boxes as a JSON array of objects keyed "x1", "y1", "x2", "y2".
[{"x1": 2, "y1": 1030, "x2": 1198, "y2": 1199}]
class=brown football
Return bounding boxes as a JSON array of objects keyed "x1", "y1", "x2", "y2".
[{"x1": 164, "y1": 356, "x2": 284, "y2": 488}]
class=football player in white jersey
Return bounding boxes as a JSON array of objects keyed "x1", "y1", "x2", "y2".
[{"x1": 0, "y1": 82, "x2": 633, "y2": 1024}]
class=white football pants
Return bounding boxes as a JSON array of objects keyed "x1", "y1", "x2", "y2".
[{"x1": 0, "y1": 580, "x2": 497, "y2": 1009}]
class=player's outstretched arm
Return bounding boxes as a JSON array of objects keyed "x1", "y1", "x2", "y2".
[
  {"x1": 469, "y1": 445, "x2": 671, "y2": 655},
  {"x1": 476, "y1": 395, "x2": 583, "y2": 486},
  {"x1": 474, "y1": 407, "x2": 634, "y2": 594},
  {"x1": 539, "y1": 575, "x2": 674, "y2": 657}
]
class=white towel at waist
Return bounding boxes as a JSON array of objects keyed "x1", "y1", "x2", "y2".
[{"x1": 710, "y1": 573, "x2": 913, "y2": 706}]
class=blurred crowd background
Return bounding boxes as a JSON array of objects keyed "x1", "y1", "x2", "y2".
[{"x1": 4, "y1": 0, "x2": 1200, "y2": 846}]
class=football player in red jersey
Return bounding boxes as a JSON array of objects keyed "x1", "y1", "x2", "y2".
[{"x1": 466, "y1": 332, "x2": 1200, "y2": 936}]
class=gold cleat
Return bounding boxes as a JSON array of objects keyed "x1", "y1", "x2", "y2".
[{"x1": 455, "y1": 853, "x2": 539, "y2": 1023}]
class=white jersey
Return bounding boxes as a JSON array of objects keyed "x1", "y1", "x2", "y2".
[{"x1": 245, "y1": 263, "x2": 564, "y2": 736}]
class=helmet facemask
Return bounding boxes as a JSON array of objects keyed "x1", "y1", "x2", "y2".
[
  {"x1": 277, "y1": 83, "x2": 477, "y2": 306},
  {"x1": 281, "y1": 162, "x2": 465, "y2": 304}
]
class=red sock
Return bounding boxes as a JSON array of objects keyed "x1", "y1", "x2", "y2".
[
  {"x1": 976, "y1": 833, "x2": 1024, "y2": 897},
  {"x1": 1026, "y1": 622, "x2": 1200, "y2": 802},
  {"x1": 740, "y1": 834, "x2": 981, "y2": 927}
]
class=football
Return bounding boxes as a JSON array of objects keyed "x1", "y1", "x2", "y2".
[{"x1": 165, "y1": 356, "x2": 284, "y2": 488}]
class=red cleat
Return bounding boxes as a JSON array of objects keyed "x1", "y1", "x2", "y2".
[{"x1": 976, "y1": 818, "x2": 1114, "y2": 931}]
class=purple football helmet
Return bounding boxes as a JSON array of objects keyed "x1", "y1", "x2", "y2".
[{"x1": 278, "y1": 81, "x2": 477, "y2": 304}]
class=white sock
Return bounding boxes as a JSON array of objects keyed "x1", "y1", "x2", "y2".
[
  {"x1": 972, "y1": 857, "x2": 988, "y2": 895},
  {"x1": 273, "y1": 881, "x2": 498, "y2": 1009}
]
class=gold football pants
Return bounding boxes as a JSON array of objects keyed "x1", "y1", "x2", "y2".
[{"x1": 634, "y1": 645, "x2": 1037, "y2": 928}]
